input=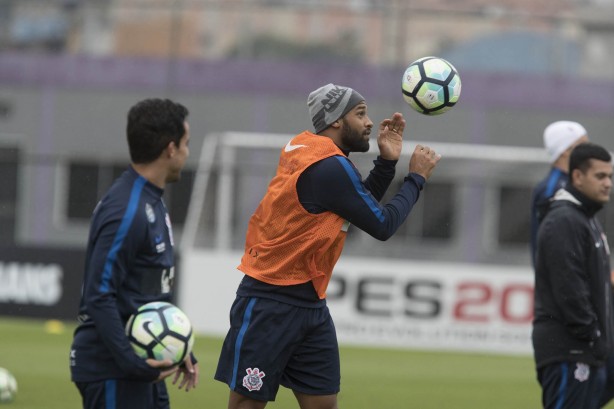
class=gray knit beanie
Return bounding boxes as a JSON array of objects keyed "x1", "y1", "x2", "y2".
[{"x1": 307, "y1": 83, "x2": 365, "y2": 134}]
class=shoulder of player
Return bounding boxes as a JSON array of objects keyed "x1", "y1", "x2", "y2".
[
  {"x1": 303, "y1": 155, "x2": 358, "y2": 182},
  {"x1": 541, "y1": 202, "x2": 588, "y2": 237},
  {"x1": 94, "y1": 186, "x2": 161, "y2": 227}
]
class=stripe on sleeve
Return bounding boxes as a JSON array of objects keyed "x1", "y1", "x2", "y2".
[
  {"x1": 335, "y1": 156, "x2": 385, "y2": 222},
  {"x1": 99, "y1": 177, "x2": 146, "y2": 293},
  {"x1": 545, "y1": 168, "x2": 564, "y2": 197}
]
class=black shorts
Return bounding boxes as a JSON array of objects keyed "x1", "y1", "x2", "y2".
[
  {"x1": 75, "y1": 379, "x2": 168, "y2": 409},
  {"x1": 215, "y1": 296, "x2": 340, "y2": 402}
]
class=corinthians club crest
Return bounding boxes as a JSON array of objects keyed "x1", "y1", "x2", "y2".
[
  {"x1": 243, "y1": 367, "x2": 266, "y2": 391},
  {"x1": 574, "y1": 363, "x2": 590, "y2": 382}
]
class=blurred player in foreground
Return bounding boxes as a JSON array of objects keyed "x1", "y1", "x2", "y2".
[
  {"x1": 70, "y1": 98, "x2": 199, "y2": 409},
  {"x1": 215, "y1": 83, "x2": 441, "y2": 409},
  {"x1": 530, "y1": 120, "x2": 589, "y2": 266},
  {"x1": 532, "y1": 143, "x2": 613, "y2": 409}
]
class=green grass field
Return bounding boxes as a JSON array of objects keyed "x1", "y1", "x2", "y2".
[{"x1": 0, "y1": 316, "x2": 606, "y2": 409}]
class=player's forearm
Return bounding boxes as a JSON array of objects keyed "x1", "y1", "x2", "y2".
[
  {"x1": 363, "y1": 156, "x2": 397, "y2": 201},
  {"x1": 344, "y1": 176, "x2": 422, "y2": 241},
  {"x1": 85, "y1": 291, "x2": 161, "y2": 381}
]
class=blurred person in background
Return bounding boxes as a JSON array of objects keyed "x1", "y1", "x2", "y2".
[
  {"x1": 530, "y1": 122, "x2": 614, "y2": 406},
  {"x1": 214, "y1": 83, "x2": 441, "y2": 409},
  {"x1": 532, "y1": 142, "x2": 613, "y2": 409},
  {"x1": 530, "y1": 120, "x2": 589, "y2": 266},
  {"x1": 69, "y1": 98, "x2": 199, "y2": 409}
]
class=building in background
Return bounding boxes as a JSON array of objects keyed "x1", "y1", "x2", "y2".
[
  {"x1": 0, "y1": 0, "x2": 613, "y2": 265},
  {"x1": 2, "y1": 0, "x2": 613, "y2": 77}
]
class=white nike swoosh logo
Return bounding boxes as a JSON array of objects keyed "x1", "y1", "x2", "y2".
[{"x1": 284, "y1": 140, "x2": 306, "y2": 152}]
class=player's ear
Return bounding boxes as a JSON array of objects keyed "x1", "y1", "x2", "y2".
[
  {"x1": 571, "y1": 168, "x2": 582, "y2": 186},
  {"x1": 330, "y1": 119, "x2": 342, "y2": 129},
  {"x1": 165, "y1": 140, "x2": 177, "y2": 158}
]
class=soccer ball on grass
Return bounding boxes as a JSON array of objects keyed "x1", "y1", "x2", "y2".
[
  {"x1": 401, "y1": 56, "x2": 461, "y2": 115},
  {"x1": 125, "y1": 301, "x2": 194, "y2": 366},
  {"x1": 0, "y1": 367, "x2": 17, "y2": 403}
]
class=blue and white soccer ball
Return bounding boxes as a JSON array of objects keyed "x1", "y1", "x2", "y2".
[
  {"x1": 125, "y1": 301, "x2": 195, "y2": 366},
  {"x1": 0, "y1": 367, "x2": 17, "y2": 403},
  {"x1": 402, "y1": 56, "x2": 461, "y2": 115}
]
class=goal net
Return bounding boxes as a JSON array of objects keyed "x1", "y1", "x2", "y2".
[{"x1": 180, "y1": 131, "x2": 550, "y2": 264}]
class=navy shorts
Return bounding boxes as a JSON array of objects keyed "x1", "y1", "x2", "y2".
[
  {"x1": 75, "y1": 379, "x2": 169, "y2": 409},
  {"x1": 538, "y1": 361, "x2": 606, "y2": 409},
  {"x1": 215, "y1": 296, "x2": 340, "y2": 401},
  {"x1": 600, "y1": 355, "x2": 614, "y2": 406}
]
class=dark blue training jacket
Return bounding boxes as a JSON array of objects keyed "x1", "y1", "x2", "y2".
[{"x1": 70, "y1": 166, "x2": 176, "y2": 382}]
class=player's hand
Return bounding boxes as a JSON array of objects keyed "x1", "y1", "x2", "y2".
[
  {"x1": 172, "y1": 357, "x2": 199, "y2": 392},
  {"x1": 377, "y1": 112, "x2": 405, "y2": 161},
  {"x1": 409, "y1": 144, "x2": 441, "y2": 180},
  {"x1": 146, "y1": 358, "x2": 178, "y2": 382}
]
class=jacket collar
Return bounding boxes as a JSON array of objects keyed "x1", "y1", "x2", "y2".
[{"x1": 553, "y1": 185, "x2": 603, "y2": 217}]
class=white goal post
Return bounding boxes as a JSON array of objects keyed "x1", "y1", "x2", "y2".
[
  {"x1": 176, "y1": 132, "x2": 552, "y2": 355},
  {"x1": 181, "y1": 131, "x2": 549, "y2": 252}
]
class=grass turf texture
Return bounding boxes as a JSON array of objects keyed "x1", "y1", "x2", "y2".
[{"x1": 0, "y1": 316, "x2": 604, "y2": 408}]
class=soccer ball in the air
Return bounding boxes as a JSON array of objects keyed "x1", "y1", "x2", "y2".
[
  {"x1": 401, "y1": 56, "x2": 461, "y2": 115},
  {"x1": 0, "y1": 367, "x2": 17, "y2": 403},
  {"x1": 125, "y1": 301, "x2": 195, "y2": 366}
]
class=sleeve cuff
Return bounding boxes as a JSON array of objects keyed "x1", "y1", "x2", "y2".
[
  {"x1": 375, "y1": 155, "x2": 398, "y2": 167},
  {"x1": 405, "y1": 173, "x2": 426, "y2": 190}
]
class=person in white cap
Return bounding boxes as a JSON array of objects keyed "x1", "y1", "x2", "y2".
[
  {"x1": 215, "y1": 83, "x2": 441, "y2": 409},
  {"x1": 529, "y1": 120, "x2": 589, "y2": 266}
]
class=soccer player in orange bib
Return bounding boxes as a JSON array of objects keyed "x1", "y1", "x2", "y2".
[{"x1": 215, "y1": 83, "x2": 441, "y2": 409}]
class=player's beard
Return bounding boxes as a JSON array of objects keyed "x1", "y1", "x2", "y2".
[{"x1": 341, "y1": 118, "x2": 370, "y2": 153}]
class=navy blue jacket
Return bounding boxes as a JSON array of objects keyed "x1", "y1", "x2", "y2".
[{"x1": 70, "y1": 166, "x2": 176, "y2": 382}]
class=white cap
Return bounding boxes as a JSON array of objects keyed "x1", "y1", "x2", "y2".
[{"x1": 543, "y1": 121, "x2": 587, "y2": 163}]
